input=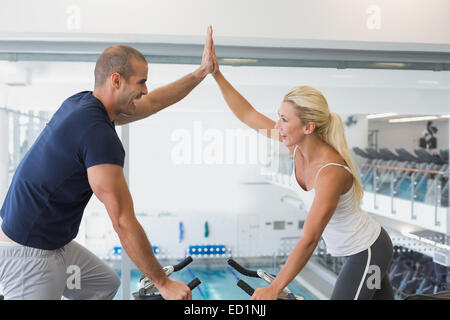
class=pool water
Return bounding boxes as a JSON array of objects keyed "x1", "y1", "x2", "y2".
[{"x1": 114, "y1": 263, "x2": 315, "y2": 300}]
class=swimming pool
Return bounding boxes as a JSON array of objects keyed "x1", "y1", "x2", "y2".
[{"x1": 114, "y1": 260, "x2": 316, "y2": 300}]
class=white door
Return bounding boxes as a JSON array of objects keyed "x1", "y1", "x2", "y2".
[{"x1": 237, "y1": 215, "x2": 260, "y2": 257}]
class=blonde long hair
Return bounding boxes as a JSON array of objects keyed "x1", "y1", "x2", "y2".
[{"x1": 284, "y1": 86, "x2": 364, "y2": 207}]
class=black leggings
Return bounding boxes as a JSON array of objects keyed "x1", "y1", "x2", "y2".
[{"x1": 331, "y1": 227, "x2": 395, "y2": 300}]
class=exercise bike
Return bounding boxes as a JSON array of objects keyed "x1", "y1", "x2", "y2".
[
  {"x1": 133, "y1": 256, "x2": 201, "y2": 300},
  {"x1": 228, "y1": 258, "x2": 303, "y2": 300},
  {"x1": 228, "y1": 258, "x2": 450, "y2": 300}
]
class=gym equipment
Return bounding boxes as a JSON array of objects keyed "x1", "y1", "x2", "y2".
[
  {"x1": 227, "y1": 258, "x2": 303, "y2": 300},
  {"x1": 440, "y1": 149, "x2": 449, "y2": 163},
  {"x1": 405, "y1": 291, "x2": 450, "y2": 300},
  {"x1": 375, "y1": 148, "x2": 403, "y2": 195},
  {"x1": 352, "y1": 147, "x2": 373, "y2": 189},
  {"x1": 389, "y1": 245, "x2": 450, "y2": 300},
  {"x1": 133, "y1": 256, "x2": 201, "y2": 300}
]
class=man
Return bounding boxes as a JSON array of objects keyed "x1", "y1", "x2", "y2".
[{"x1": 0, "y1": 26, "x2": 217, "y2": 300}]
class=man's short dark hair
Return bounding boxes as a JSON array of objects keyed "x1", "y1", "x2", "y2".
[{"x1": 94, "y1": 45, "x2": 147, "y2": 88}]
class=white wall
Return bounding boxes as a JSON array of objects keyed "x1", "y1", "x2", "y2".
[
  {"x1": 368, "y1": 118, "x2": 449, "y2": 153},
  {"x1": 0, "y1": 84, "x2": 6, "y2": 106},
  {"x1": 1, "y1": 0, "x2": 449, "y2": 47}
]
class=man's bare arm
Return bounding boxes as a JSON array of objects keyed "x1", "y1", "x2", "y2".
[
  {"x1": 87, "y1": 163, "x2": 191, "y2": 299},
  {"x1": 115, "y1": 68, "x2": 208, "y2": 125},
  {"x1": 115, "y1": 26, "x2": 216, "y2": 125}
]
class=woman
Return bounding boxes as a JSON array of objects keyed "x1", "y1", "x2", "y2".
[{"x1": 210, "y1": 37, "x2": 394, "y2": 300}]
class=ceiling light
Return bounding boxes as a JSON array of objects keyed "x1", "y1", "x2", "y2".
[
  {"x1": 374, "y1": 62, "x2": 406, "y2": 68},
  {"x1": 417, "y1": 80, "x2": 439, "y2": 85},
  {"x1": 366, "y1": 113, "x2": 398, "y2": 119},
  {"x1": 221, "y1": 58, "x2": 258, "y2": 64},
  {"x1": 389, "y1": 116, "x2": 439, "y2": 123}
]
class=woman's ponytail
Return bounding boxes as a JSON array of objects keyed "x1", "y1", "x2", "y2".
[{"x1": 325, "y1": 112, "x2": 364, "y2": 207}]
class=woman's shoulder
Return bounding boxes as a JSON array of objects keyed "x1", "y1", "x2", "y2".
[
  {"x1": 318, "y1": 147, "x2": 352, "y2": 171},
  {"x1": 321, "y1": 148, "x2": 349, "y2": 168}
]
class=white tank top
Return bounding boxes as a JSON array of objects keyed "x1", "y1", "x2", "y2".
[{"x1": 291, "y1": 145, "x2": 381, "y2": 257}]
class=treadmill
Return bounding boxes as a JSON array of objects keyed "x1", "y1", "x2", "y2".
[
  {"x1": 440, "y1": 149, "x2": 449, "y2": 163},
  {"x1": 395, "y1": 148, "x2": 420, "y2": 163},
  {"x1": 379, "y1": 148, "x2": 402, "y2": 162},
  {"x1": 353, "y1": 147, "x2": 372, "y2": 160},
  {"x1": 365, "y1": 147, "x2": 387, "y2": 161},
  {"x1": 394, "y1": 148, "x2": 421, "y2": 200},
  {"x1": 377, "y1": 148, "x2": 403, "y2": 195},
  {"x1": 414, "y1": 148, "x2": 444, "y2": 166},
  {"x1": 352, "y1": 147, "x2": 375, "y2": 188}
]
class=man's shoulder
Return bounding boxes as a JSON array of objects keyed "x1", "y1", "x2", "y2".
[
  {"x1": 63, "y1": 91, "x2": 92, "y2": 105},
  {"x1": 63, "y1": 92, "x2": 110, "y2": 124},
  {"x1": 62, "y1": 91, "x2": 104, "y2": 113},
  {"x1": 47, "y1": 91, "x2": 114, "y2": 144}
]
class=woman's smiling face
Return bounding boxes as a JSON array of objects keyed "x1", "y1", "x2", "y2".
[{"x1": 275, "y1": 101, "x2": 305, "y2": 147}]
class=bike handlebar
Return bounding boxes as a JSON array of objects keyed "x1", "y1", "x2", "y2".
[
  {"x1": 237, "y1": 279, "x2": 255, "y2": 296},
  {"x1": 237, "y1": 279, "x2": 299, "y2": 300},
  {"x1": 173, "y1": 256, "x2": 193, "y2": 272},
  {"x1": 228, "y1": 258, "x2": 300, "y2": 300},
  {"x1": 134, "y1": 256, "x2": 199, "y2": 300},
  {"x1": 140, "y1": 256, "x2": 194, "y2": 282},
  {"x1": 140, "y1": 278, "x2": 202, "y2": 300},
  {"x1": 228, "y1": 259, "x2": 259, "y2": 277}
]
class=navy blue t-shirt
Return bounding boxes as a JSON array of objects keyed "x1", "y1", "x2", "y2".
[{"x1": 0, "y1": 91, "x2": 125, "y2": 250}]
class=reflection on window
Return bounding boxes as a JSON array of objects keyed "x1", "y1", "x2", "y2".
[{"x1": 5, "y1": 109, "x2": 49, "y2": 184}]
